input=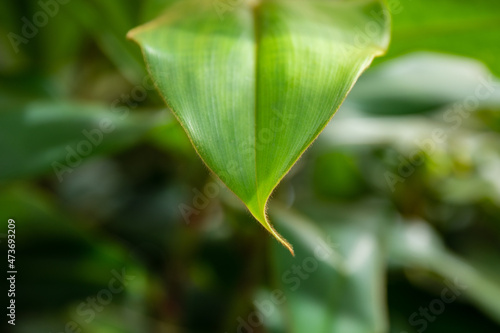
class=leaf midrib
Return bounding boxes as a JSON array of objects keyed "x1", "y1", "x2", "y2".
[{"x1": 253, "y1": 1, "x2": 264, "y2": 215}]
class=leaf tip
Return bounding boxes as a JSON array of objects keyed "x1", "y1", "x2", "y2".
[
  {"x1": 272, "y1": 228, "x2": 295, "y2": 256},
  {"x1": 126, "y1": 27, "x2": 139, "y2": 42},
  {"x1": 253, "y1": 209, "x2": 294, "y2": 256}
]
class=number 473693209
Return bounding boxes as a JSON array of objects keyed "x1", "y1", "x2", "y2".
[{"x1": 7, "y1": 219, "x2": 16, "y2": 270}]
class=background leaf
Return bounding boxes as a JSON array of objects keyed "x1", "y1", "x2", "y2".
[
  {"x1": 0, "y1": 101, "x2": 169, "y2": 181},
  {"x1": 267, "y1": 204, "x2": 389, "y2": 333},
  {"x1": 379, "y1": 0, "x2": 500, "y2": 76}
]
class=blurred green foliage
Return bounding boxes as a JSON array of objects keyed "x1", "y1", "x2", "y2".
[{"x1": 1, "y1": 0, "x2": 500, "y2": 333}]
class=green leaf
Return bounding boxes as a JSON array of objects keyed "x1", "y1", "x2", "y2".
[
  {"x1": 349, "y1": 52, "x2": 500, "y2": 115},
  {"x1": 62, "y1": 0, "x2": 147, "y2": 82},
  {"x1": 0, "y1": 102, "x2": 169, "y2": 181},
  {"x1": 389, "y1": 220, "x2": 500, "y2": 324},
  {"x1": 128, "y1": 0, "x2": 390, "y2": 253},
  {"x1": 380, "y1": 0, "x2": 500, "y2": 76},
  {"x1": 267, "y1": 205, "x2": 389, "y2": 333}
]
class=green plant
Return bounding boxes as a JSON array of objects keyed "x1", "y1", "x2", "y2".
[{"x1": 2, "y1": 1, "x2": 500, "y2": 332}]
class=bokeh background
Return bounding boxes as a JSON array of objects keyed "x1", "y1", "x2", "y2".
[{"x1": 1, "y1": 0, "x2": 500, "y2": 332}]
